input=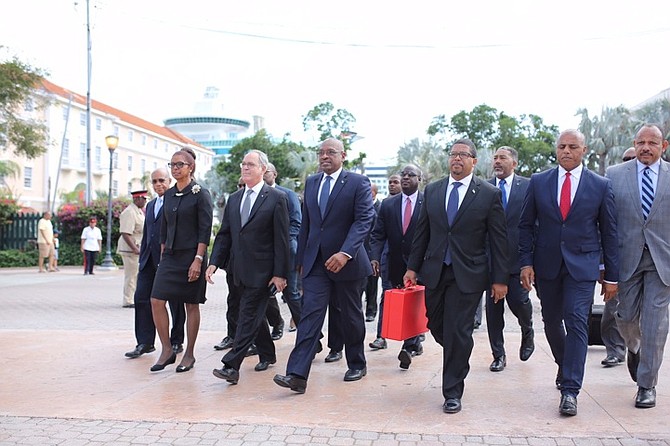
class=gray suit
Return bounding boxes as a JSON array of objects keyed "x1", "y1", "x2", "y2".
[{"x1": 607, "y1": 159, "x2": 670, "y2": 389}]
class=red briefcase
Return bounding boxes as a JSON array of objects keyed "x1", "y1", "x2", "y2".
[{"x1": 381, "y1": 286, "x2": 428, "y2": 341}]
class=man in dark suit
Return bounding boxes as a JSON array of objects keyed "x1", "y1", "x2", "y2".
[
  {"x1": 370, "y1": 164, "x2": 424, "y2": 369},
  {"x1": 362, "y1": 183, "x2": 381, "y2": 322},
  {"x1": 125, "y1": 168, "x2": 185, "y2": 359},
  {"x1": 608, "y1": 125, "x2": 670, "y2": 409},
  {"x1": 404, "y1": 139, "x2": 509, "y2": 414},
  {"x1": 486, "y1": 146, "x2": 535, "y2": 372},
  {"x1": 263, "y1": 162, "x2": 302, "y2": 339},
  {"x1": 207, "y1": 150, "x2": 290, "y2": 384},
  {"x1": 519, "y1": 129, "x2": 619, "y2": 416},
  {"x1": 274, "y1": 137, "x2": 375, "y2": 393}
]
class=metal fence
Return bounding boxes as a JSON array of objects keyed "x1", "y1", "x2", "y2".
[{"x1": 0, "y1": 213, "x2": 41, "y2": 250}]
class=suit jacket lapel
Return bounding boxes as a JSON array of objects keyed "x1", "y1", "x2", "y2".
[
  {"x1": 411, "y1": 192, "x2": 423, "y2": 230},
  {"x1": 548, "y1": 168, "x2": 562, "y2": 221},
  {"x1": 451, "y1": 178, "x2": 480, "y2": 227},
  {"x1": 244, "y1": 185, "x2": 269, "y2": 226},
  {"x1": 322, "y1": 171, "x2": 347, "y2": 219},
  {"x1": 648, "y1": 160, "x2": 669, "y2": 220},
  {"x1": 394, "y1": 194, "x2": 403, "y2": 232}
]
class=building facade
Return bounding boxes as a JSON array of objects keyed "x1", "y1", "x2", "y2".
[{"x1": 0, "y1": 79, "x2": 214, "y2": 213}]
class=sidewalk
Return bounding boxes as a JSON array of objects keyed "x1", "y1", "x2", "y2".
[{"x1": 1, "y1": 267, "x2": 669, "y2": 445}]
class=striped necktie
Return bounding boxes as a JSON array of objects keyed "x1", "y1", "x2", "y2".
[{"x1": 641, "y1": 167, "x2": 654, "y2": 220}]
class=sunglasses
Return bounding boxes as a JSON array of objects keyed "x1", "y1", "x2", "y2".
[
  {"x1": 623, "y1": 157, "x2": 635, "y2": 162},
  {"x1": 152, "y1": 178, "x2": 168, "y2": 184}
]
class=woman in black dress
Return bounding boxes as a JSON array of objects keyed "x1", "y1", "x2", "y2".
[{"x1": 150, "y1": 148, "x2": 213, "y2": 372}]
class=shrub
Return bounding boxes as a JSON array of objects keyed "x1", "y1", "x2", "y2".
[
  {"x1": 0, "y1": 194, "x2": 21, "y2": 227},
  {"x1": 56, "y1": 197, "x2": 130, "y2": 251},
  {"x1": 0, "y1": 248, "x2": 36, "y2": 267}
]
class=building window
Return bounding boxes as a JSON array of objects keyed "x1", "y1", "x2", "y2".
[
  {"x1": 95, "y1": 118, "x2": 102, "y2": 131},
  {"x1": 112, "y1": 180, "x2": 118, "y2": 197},
  {"x1": 141, "y1": 135, "x2": 147, "y2": 146},
  {"x1": 62, "y1": 107, "x2": 69, "y2": 120},
  {"x1": 113, "y1": 152, "x2": 118, "y2": 169},
  {"x1": 153, "y1": 139, "x2": 158, "y2": 149},
  {"x1": 164, "y1": 143, "x2": 168, "y2": 152},
  {"x1": 95, "y1": 146, "x2": 101, "y2": 169},
  {"x1": 79, "y1": 143, "x2": 86, "y2": 168},
  {"x1": 63, "y1": 139, "x2": 69, "y2": 164},
  {"x1": 113, "y1": 125, "x2": 119, "y2": 136},
  {"x1": 24, "y1": 167, "x2": 32, "y2": 188},
  {"x1": 140, "y1": 159, "x2": 146, "y2": 174},
  {"x1": 127, "y1": 155, "x2": 133, "y2": 171},
  {"x1": 24, "y1": 98, "x2": 34, "y2": 112},
  {"x1": 153, "y1": 161, "x2": 157, "y2": 171},
  {"x1": 127, "y1": 182, "x2": 132, "y2": 195},
  {"x1": 128, "y1": 130, "x2": 134, "y2": 142},
  {"x1": 80, "y1": 112, "x2": 86, "y2": 126}
]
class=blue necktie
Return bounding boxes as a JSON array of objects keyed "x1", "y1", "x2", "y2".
[
  {"x1": 319, "y1": 175, "x2": 332, "y2": 218},
  {"x1": 641, "y1": 167, "x2": 654, "y2": 220},
  {"x1": 444, "y1": 182, "x2": 462, "y2": 264},
  {"x1": 499, "y1": 178, "x2": 507, "y2": 210}
]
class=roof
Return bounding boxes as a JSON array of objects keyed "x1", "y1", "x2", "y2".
[{"x1": 39, "y1": 78, "x2": 205, "y2": 149}]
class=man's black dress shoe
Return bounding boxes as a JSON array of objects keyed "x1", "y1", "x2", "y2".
[
  {"x1": 344, "y1": 367, "x2": 367, "y2": 381},
  {"x1": 213, "y1": 336, "x2": 234, "y2": 351},
  {"x1": 489, "y1": 355, "x2": 506, "y2": 372},
  {"x1": 555, "y1": 367, "x2": 563, "y2": 390},
  {"x1": 519, "y1": 330, "x2": 535, "y2": 361},
  {"x1": 411, "y1": 344, "x2": 424, "y2": 356},
  {"x1": 627, "y1": 351, "x2": 640, "y2": 382},
  {"x1": 559, "y1": 394, "x2": 578, "y2": 416},
  {"x1": 365, "y1": 315, "x2": 375, "y2": 322},
  {"x1": 150, "y1": 353, "x2": 176, "y2": 372},
  {"x1": 398, "y1": 350, "x2": 412, "y2": 370},
  {"x1": 325, "y1": 350, "x2": 343, "y2": 363},
  {"x1": 443, "y1": 398, "x2": 462, "y2": 414},
  {"x1": 273, "y1": 373, "x2": 307, "y2": 393},
  {"x1": 635, "y1": 387, "x2": 656, "y2": 408},
  {"x1": 369, "y1": 337, "x2": 387, "y2": 350},
  {"x1": 125, "y1": 344, "x2": 155, "y2": 359},
  {"x1": 172, "y1": 343, "x2": 183, "y2": 354},
  {"x1": 176, "y1": 359, "x2": 195, "y2": 373},
  {"x1": 271, "y1": 320, "x2": 284, "y2": 341},
  {"x1": 601, "y1": 355, "x2": 624, "y2": 367},
  {"x1": 254, "y1": 359, "x2": 277, "y2": 372},
  {"x1": 212, "y1": 367, "x2": 239, "y2": 384},
  {"x1": 246, "y1": 343, "x2": 258, "y2": 357}
]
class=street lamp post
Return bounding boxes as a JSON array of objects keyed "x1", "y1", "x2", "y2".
[{"x1": 99, "y1": 135, "x2": 119, "y2": 269}]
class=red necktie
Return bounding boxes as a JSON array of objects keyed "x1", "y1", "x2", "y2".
[
  {"x1": 560, "y1": 172, "x2": 571, "y2": 220},
  {"x1": 402, "y1": 197, "x2": 412, "y2": 234}
]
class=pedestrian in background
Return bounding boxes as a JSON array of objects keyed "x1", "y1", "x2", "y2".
[{"x1": 81, "y1": 217, "x2": 102, "y2": 275}]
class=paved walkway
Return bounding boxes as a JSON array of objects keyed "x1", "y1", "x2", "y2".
[{"x1": 1, "y1": 267, "x2": 669, "y2": 445}]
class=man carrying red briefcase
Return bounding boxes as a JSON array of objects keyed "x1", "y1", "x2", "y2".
[{"x1": 369, "y1": 164, "x2": 426, "y2": 370}]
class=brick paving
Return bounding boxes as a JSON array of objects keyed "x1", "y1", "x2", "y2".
[{"x1": 1, "y1": 267, "x2": 669, "y2": 445}]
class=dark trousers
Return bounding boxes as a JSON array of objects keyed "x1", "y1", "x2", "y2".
[
  {"x1": 286, "y1": 262, "x2": 366, "y2": 379},
  {"x1": 536, "y1": 263, "x2": 594, "y2": 398},
  {"x1": 485, "y1": 273, "x2": 533, "y2": 359},
  {"x1": 266, "y1": 297, "x2": 283, "y2": 327},
  {"x1": 222, "y1": 284, "x2": 275, "y2": 370},
  {"x1": 363, "y1": 274, "x2": 379, "y2": 317},
  {"x1": 425, "y1": 264, "x2": 482, "y2": 400},
  {"x1": 225, "y1": 271, "x2": 240, "y2": 339},
  {"x1": 282, "y1": 238, "x2": 303, "y2": 324},
  {"x1": 83, "y1": 250, "x2": 97, "y2": 274},
  {"x1": 134, "y1": 262, "x2": 186, "y2": 346}
]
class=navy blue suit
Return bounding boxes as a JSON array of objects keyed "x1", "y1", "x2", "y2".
[
  {"x1": 370, "y1": 192, "x2": 424, "y2": 350},
  {"x1": 485, "y1": 175, "x2": 534, "y2": 360},
  {"x1": 286, "y1": 170, "x2": 375, "y2": 379},
  {"x1": 519, "y1": 166, "x2": 618, "y2": 397},
  {"x1": 133, "y1": 197, "x2": 185, "y2": 346}
]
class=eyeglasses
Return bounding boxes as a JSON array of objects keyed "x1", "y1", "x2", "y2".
[
  {"x1": 240, "y1": 162, "x2": 259, "y2": 169},
  {"x1": 151, "y1": 178, "x2": 168, "y2": 184},
  {"x1": 168, "y1": 162, "x2": 190, "y2": 169},
  {"x1": 448, "y1": 152, "x2": 475, "y2": 159},
  {"x1": 316, "y1": 149, "x2": 342, "y2": 157},
  {"x1": 400, "y1": 171, "x2": 418, "y2": 178},
  {"x1": 237, "y1": 183, "x2": 245, "y2": 189},
  {"x1": 623, "y1": 156, "x2": 635, "y2": 162}
]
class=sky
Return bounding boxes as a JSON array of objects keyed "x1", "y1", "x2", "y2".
[{"x1": 2, "y1": 0, "x2": 669, "y2": 165}]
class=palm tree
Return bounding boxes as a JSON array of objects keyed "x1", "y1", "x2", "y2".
[{"x1": 577, "y1": 106, "x2": 634, "y2": 175}]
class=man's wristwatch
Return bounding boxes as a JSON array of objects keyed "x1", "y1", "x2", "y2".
[{"x1": 194, "y1": 255, "x2": 204, "y2": 261}]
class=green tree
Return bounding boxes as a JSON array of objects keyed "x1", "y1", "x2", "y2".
[
  {"x1": 577, "y1": 106, "x2": 634, "y2": 175},
  {"x1": 427, "y1": 104, "x2": 558, "y2": 176},
  {"x1": 302, "y1": 102, "x2": 357, "y2": 144},
  {"x1": 0, "y1": 55, "x2": 49, "y2": 173},
  {"x1": 392, "y1": 138, "x2": 449, "y2": 185}
]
